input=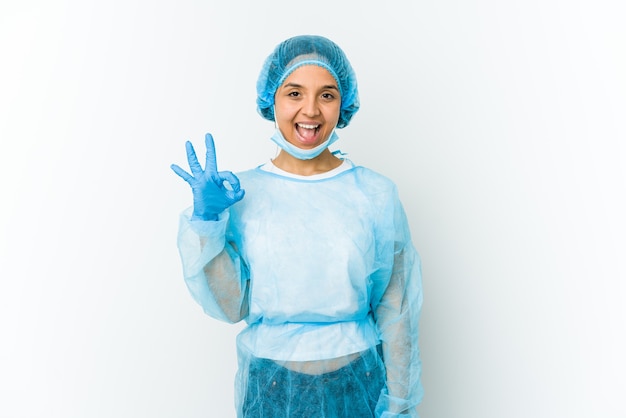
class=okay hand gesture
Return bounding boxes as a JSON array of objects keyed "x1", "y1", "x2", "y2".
[{"x1": 171, "y1": 133, "x2": 245, "y2": 221}]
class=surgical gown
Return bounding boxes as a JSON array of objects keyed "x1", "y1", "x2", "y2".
[{"x1": 177, "y1": 160, "x2": 423, "y2": 417}]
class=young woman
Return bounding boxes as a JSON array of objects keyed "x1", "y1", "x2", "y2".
[{"x1": 172, "y1": 35, "x2": 423, "y2": 418}]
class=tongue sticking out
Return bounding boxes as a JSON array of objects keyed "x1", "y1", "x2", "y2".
[{"x1": 296, "y1": 125, "x2": 318, "y2": 144}]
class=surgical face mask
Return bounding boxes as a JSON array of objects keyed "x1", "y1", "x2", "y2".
[{"x1": 270, "y1": 128, "x2": 339, "y2": 160}]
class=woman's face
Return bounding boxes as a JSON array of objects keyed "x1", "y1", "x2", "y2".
[{"x1": 274, "y1": 65, "x2": 341, "y2": 150}]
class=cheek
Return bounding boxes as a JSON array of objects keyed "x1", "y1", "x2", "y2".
[
  {"x1": 274, "y1": 100, "x2": 296, "y2": 120},
  {"x1": 325, "y1": 104, "x2": 341, "y2": 123}
]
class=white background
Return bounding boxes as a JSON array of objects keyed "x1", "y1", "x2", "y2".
[{"x1": 1, "y1": 1, "x2": 625, "y2": 417}]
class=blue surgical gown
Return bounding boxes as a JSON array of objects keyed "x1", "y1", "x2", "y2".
[{"x1": 177, "y1": 160, "x2": 423, "y2": 417}]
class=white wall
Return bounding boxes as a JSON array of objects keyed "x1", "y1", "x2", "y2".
[{"x1": 1, "y1": 1, "x2": 624, "y2": 417}]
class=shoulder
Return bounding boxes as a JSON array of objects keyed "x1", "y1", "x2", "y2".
[
  {"x1": 235, "y1": 166, "x2": 265, "y2": 183},
  {"x1": 349, "y1": 165, "x2": 398, "y2": 195}
]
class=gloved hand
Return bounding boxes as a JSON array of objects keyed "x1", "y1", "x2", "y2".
[{"x1": 171, "y1": 133, "x2": 245, "y2": 221}]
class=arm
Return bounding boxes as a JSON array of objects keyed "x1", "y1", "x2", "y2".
[
  {"x1": 375, "y1": 243, "x2": 423, "y2": 417},
  {"x1": 373, "y1": 188, "x2": 424, "y2": 417},
  {"x1": 172, "y1": 133, "x2": 248, "y2": 323},
  {"x1": 202, "y1": 241, "x2": 249, "y2": 322},
  {"x1": 177, "y1": 208, "x2": 249, "y2": 323}
]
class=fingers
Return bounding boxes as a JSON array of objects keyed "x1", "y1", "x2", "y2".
[
  {"x1": 204, "y1": 133, "x2": 218, "y2": 174},
  {"x1": 215, "y1": 171, "x2": 241, "y2": 192},
  {"x1": 170, "y1": 164, "x2": 193, "y2": 183},
  {"x1": 173, "y1": 134, "x2": 230, "y2": 189},
  {"x1": 215, "y1": 171, "x2": 246, "y2": 203},
  {"x1": 231, "y1": 188, "x2": 245, "y2": 202},
  {"x1": 185, "y1": 141, "x2": 204, "y2": 177}
]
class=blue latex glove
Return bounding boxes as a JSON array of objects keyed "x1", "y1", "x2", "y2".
[{"x1": 171, "y1": 133, "x2": 245, "y2": 221}]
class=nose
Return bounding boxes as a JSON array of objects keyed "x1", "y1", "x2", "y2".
[{"x1": 301, "y1": 95, "x2": 321, "y2": 117}]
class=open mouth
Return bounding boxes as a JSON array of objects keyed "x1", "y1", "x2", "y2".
[{"x1": 295, "y1": 122, "x2": 321, "y2": 144}]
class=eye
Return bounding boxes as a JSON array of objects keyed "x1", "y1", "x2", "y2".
[
  {"x1": 321, "y1": 92, "x2": 336, "y2": 100},
  {"x1": 288, "y1": 91, "x2": 301, "y2": 97}
]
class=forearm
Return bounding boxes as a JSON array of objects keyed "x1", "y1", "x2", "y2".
[
  {"x1": 375, "y1": 246, "x2": 423, "y2": 417},
  {"x1": 381, "y1": 316, "x2": 413, "y2": 406},
  {"x1": 202, "y1": 245, "x2": 249, "y2": 322},
  {"x1": 377, "y1": 295, "x2": 420, "y2": 416},
  {"x1": 178, "y1": 208, "x2": 249, "y2": 323}
]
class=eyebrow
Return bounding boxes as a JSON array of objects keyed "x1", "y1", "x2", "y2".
[{"x1": 283, "y1": 82, "x2": 339, "y2": 91}]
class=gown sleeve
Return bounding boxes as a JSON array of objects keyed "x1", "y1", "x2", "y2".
[
  {"x1": 176, "y1": 207, "x2": 249, "y2": 323},
  {"x1": 374, "y1": 190, "x2": 424, "y2": 418}
]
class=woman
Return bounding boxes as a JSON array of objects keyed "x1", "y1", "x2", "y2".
[{"x1": 171, "y1": 35, "x2": 423, "y2": 418}]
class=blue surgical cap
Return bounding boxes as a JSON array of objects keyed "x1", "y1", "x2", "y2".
[{"x1": 256, "y1": 35, "x2": 359, "y2": 129}]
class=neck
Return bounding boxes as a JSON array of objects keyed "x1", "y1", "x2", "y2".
[{"x1": 272, "y1": 149, "x2": 343, "y2": 176}]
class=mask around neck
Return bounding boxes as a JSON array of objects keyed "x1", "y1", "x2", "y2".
[{"x1": 270, "y1": 128, "x2": 339, "y2": 160}]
